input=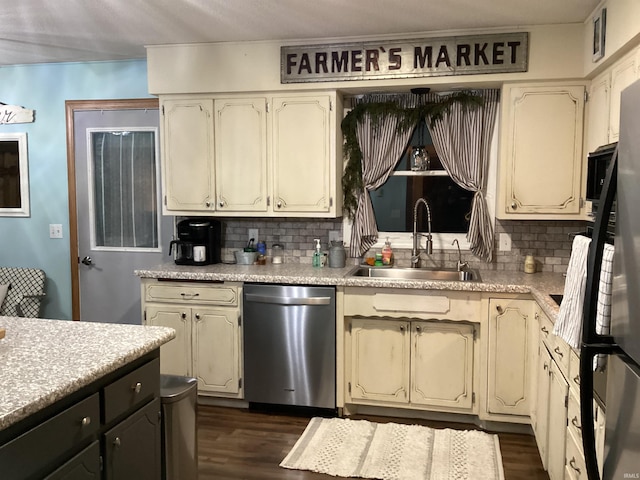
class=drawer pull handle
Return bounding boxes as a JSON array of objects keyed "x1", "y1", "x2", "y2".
[
  {"x1": 496, "y1": 305, "x2": 504, "y2": 314},
  {"x1": 574, "y1": 375, "x2": 581, "y2": 386},
  {"x1": 541, "y1": 326, "x2": 549, "y2": 334},
  {"x1": 113, "y1": 437, "x2": 121, "y2": 448},
  {"x1": 571, "y1": 416, "x2": 582, "y2": 431},
  {"x1": 81, "y1": 416, "x2": 91, "y2": 427},
  {"x1": 133, "y1": 382, "x2": 142, "y2": 394},
  {"x1": 181, "y1": 292, "x2": 200, "y2": 298},
  {"x1": 554, "y1": 346, "x2": 564, "y2": 358},
  {"x1": 569, "y1": 457, "x2": 581, "y2": 474}
]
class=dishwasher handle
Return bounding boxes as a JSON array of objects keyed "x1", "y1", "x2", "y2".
[{"x1": 245, "y1": 293, "x2": 331, "y2": 306}]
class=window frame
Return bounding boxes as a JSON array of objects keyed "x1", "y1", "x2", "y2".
[{"x1": 0, "y1": 132, "x2": 30, "y2": 217}]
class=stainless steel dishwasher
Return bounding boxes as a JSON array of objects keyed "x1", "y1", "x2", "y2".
[{"x1": 243, "y1": 284, "x2": 336, "y2": 409}]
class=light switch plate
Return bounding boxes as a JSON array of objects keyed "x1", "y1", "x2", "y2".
[
  {"x1": 49, "y1": 224, "x2": 63, "y2": 239},
  {"x1": 328, "y1": 230, "x2": 341, "y2": 243},
  {"x1": 248, "y1": 228, "x2": 259, "y2": 243}
]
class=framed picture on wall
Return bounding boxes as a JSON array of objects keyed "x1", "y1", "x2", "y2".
[{"x1": 592, "y1": 7, "x2": 606, "y2": 62}]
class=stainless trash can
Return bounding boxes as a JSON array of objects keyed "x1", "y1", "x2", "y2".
[{"x1": 160, "y1": 375, "x2": 198, "y2": 480}]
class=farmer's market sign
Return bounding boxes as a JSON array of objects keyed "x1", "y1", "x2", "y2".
[
  {"x1": 0, "y1": 103, "x2": 35, "y2": 124},
  {"x1": 281, "y1": 32, "x2": 528, "y2": 83}
]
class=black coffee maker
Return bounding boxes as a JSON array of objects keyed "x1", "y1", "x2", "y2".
[{"x1": 169, "y1": 218, "x2": 222, "y2": 265}]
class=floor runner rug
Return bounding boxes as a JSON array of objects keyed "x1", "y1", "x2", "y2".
[{"x1": 280, "y1": 417, "x2": 505, "y2": 480}]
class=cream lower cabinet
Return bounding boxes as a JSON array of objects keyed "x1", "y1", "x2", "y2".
[
  {"x1": 348, "y1": 317, "x2": 475, "y2": 412},
  {"x1": 486, "y1": 298, "x2": 535, "y2": 417},
  {"x1": 498, "y1": 82, "x2": 586, "y2": 219},
  {"x1": 141, "y1": 279, "x2": 243, "y2": 398}
]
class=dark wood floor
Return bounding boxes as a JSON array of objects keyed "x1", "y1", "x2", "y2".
[{"x1": 196, "y1": 404, "x2": 549, "y2": 480}]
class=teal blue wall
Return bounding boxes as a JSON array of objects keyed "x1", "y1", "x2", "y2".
[{"x1": 0, "y1": 60, "x2": 152, "y2": 319}]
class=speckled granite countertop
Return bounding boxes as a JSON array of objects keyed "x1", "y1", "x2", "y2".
[
  {"x1": 0, "y1": 317, "x2": 174, "y2": 432},
  {"x1": 136, "y1": 262, "x2": 565, "y2": 320}
]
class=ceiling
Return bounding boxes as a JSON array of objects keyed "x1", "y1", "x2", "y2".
[{"x1": 0, "y1": 0, "x2": 600, "y2": 66}]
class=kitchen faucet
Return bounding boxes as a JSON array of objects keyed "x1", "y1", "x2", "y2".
[
  {"x1": 452, "y1": 239, "x2": 469, "y2": 272},
  {"x1": 411, "y1": 198, "x2": 433, "y2": 268}
]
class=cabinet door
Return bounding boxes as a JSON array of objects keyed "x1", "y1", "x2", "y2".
[
  {"x1": 145, "y1": 305, "x2": 192, "y2": 376},
  {"x1": 586, "y1": 72, "x2": 611, "y2": 154},
  {"x1": 487, "y1": 299, "x2": 534, "y2": 416},
  {"x1": 609, "y1": 55, "x2": 638, "y2": 142},
  {"x1": 349, "y1": 318, "x2": 410, "y2": 403},
  {"x1": 161, "y1": 98, "x2": 215, "y2": 213},
  {"x1": 499, "y1": 84, "x2": 585, "y2": 217},
  {"x1": 271, "y1": 94, "x2": 335, "y2": 215},
  {"x1": 547, "y1": 360, "x2": 569, "y2": 480},
  {"x1": 103, "y1": 398, "x2": 161, "y2": 480},
  {"x1": 44, "y1": 441, "x2": 101, "y2": 480},
  {"x1": 214, "y1": 98, "x2": 268, "y2": 212},
  {"x1": 534, "y1": 343, "x2": 552, "y2": 469},
  {"x1": 411, "y1": 321, "x2": 475, "y2": 410},
  {"x1": 192, "y1": 307, "x2": 241, "y2": 395}
]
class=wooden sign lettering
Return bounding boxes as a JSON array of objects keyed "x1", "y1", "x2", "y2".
[{"x1": 0, "y1": 104, "x2": 35, "y2": 124}]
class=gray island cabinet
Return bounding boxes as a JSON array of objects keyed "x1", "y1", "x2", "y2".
[{"x1": 0, "y1": 317, "x2": 174, "y2": 480}]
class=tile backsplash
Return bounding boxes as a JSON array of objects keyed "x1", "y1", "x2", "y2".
[{"x1": 218, "y1": 217, "x2": 586, "y2": 274}]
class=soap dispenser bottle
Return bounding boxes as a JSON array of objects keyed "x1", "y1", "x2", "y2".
[
  {"x1": 382, "y1": 237, "x2": 394, "y2": 266},
  {"x1": 312, "y1": 238, "x2": 323, "y2": 268}
]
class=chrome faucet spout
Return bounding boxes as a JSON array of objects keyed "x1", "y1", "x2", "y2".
[
  {"x1": 411, "y1": 197, "x2": 433, "y2": 268},
  {"x1": 452, "y1": 239, "x2": 469, "y2": 272}
]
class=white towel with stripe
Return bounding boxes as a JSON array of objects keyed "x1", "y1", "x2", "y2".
[
  {"x1": 594, "y1": 243, "x2": 614, "y2": 370},
  {"x1": 553, "y1": 235, "x2": 592, "y2": 349}
]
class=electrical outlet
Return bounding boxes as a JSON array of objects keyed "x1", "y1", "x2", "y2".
[
  {"x1": 49, "y1": 224, "x2": 63, "y2": 239},
  {"x1": 248, "y1": 228, "x2": 259, "y2": 242},
  {"x1": 499, "y1": 233, "x2": 512, "y2": 251},
  {"x1": 328, "y1": 230, "x2": 341, "y2": 243}
]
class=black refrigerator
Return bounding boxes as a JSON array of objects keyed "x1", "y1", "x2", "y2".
[{"x1": 581, "y1": 79, "x2": 640, "y2": 479}]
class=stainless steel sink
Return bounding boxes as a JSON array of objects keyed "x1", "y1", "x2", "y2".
[{"x1": 348, "y1": 266, "x2": 480, "y2": 282}]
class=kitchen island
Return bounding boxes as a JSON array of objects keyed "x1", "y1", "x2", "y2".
[{"x1": 0, "y1": 316, "x2": 175, "y2": 479}]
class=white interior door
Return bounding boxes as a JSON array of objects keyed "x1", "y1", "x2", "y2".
[{"x1": 74, "y1": 108, "x2": 172, "y2": 324}]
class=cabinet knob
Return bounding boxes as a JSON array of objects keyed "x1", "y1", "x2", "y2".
[
  {"x1": 205, "y1": 201, "x2": 211, "y2": 207},
  {"x1": 219, "y1": 200, "x2": 224, "y2": 208},
  {"x1": 133, "y1": 382, "x2": 142, "y2": 394},
  {"x1": 113, "y1": 437, "x2": 121, "y2": 448},
  {"x1": 81, "y1": 416, "x2": 91, "y2": 427},
  {"x1": 181, "y1": 312, "x2": 187, "y2": 319},
  {"x1": 276, "y1": 200, "x2": 283, "y2": 208},
  {"x1": 415, "y1": 325, "x2": 421, "y2": 332},
  {"x1": 573, "y1": 375, "x2": 581, "y2": 386},
  {"x1": 554, "y1": 346, "x2": 564, "y2": 358},
  {"x1": 195, "y1": 313, "x2": 201, "y2": 320},
  {"x1": 496, "y1": 305, "x2": 504, "y2": 314},
  {"x1": 399, "y1": 325, "x2": 405, "y2": 332},
  {"x1": 511, "y1": 202, "x2": 517, "y2": 210}
]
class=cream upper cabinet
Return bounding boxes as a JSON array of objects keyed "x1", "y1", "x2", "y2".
[
  {"x1": 498, "y1": 83, "x2": 586, "y2": 219},
  {"x1": 159, "y1": 91, "x2": 342, "y2": 217},
  {"x1": 486, "y1": 298, "x2": 535, "y2": 416},
  {"x1": 271, "y1": 94, "x2": 338, "y2": 215},
  {"x1": 214, "y1": 97, "x2": 269, "y2": 213},
  {"x1": 161, "y1": 97, "x2": 215, "y2": 214},
  {"x1": 585, "y1": 46, "x2": 640, "y2": 154}
]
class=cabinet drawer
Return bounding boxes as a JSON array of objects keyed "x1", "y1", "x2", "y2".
[
  {"x1": 567, "y1": 390, "x2": 583, "y2": 453},
  {"x1": 103, "y1": 358, "x2": 160, "y2": 424},
  {"x1": 569, "y1": 349, "x2": 581, "y2": 395},
  {"x1": 344, "y1": 287, "x2": 480, "y2": 321},
  {"x1": 145, "y1": 283, "x2": 238, "y2": 306},
  {"x1": 551, "y1": 335, "x2": 571, "y2": 379},
  {"x1": 0, "y1": 393, "x2": 100, "y2": 480},
  {"x1": 565, "y1": 428, "x2": 587, "y2": 480}
]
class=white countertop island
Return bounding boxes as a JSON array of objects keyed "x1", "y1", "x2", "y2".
[{"x1": 0, "y1": 316, "x2": 174, "y2": 432}]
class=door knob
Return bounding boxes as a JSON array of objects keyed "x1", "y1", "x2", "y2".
[{"x1": 81, "y1": 256, "x2": 93, "y2": 266}]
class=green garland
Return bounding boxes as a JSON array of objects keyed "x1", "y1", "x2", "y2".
[{"x1": 340, "y1": 91, "x2": 484, "y2": 218}]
